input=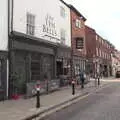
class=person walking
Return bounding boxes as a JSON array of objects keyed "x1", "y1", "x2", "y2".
[
  {"x1": 79, "y1": 70, "x2": 85, "y2": 89},
  {"x1": 97, "y1": 72, "x2": 100, "y2": 86}
]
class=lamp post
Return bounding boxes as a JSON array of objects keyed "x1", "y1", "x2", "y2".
[
  {"x1": 70, "y1": 48, "x2": 74, "y2": 82},
  {"x1": 93, "y1": 57, "x2": 97, "y2": 86},
  {"x1": 93, "y1": 57, "x2": 101, "y2": 86}
]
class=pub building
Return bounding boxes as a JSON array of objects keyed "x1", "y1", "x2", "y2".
[{"x1": 8, "y1": 0, "x2": 71, "y2": 97}]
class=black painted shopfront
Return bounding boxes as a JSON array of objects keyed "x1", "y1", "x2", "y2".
[
  {"x1": 0, "y1": 51, "x2": 8, "y2": 100},
  {"x1": 9, "y1": 32, "x2": 58, "y2": 97}
]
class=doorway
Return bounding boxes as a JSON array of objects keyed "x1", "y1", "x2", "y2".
[{"x1": 56, "y1": 61, "x2": 63, "y2": 77}]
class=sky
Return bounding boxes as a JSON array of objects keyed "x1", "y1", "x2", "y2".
[{"x1": 64, "y1": 0, "x2": 120, "y2": 50}]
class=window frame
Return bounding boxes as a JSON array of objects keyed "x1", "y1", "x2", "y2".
[
  {"x1": 26, "y1": 13, "x2": 35, "y2": 35},
  {"x1": 60, "y1": 29, "x2": 66, "y2": 44},
  {"x1": 75, "y1": 19, "x2": 81, "y2": 28},
  {"x1": 76, "y1": 37, "x2": 84, "y2": 49}
]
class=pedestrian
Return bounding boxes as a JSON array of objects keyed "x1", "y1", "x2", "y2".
[
  {"x1": 97, "y1": 72, "x2": 100, "y2": 86},
  {"x1": 79, "y1": 70, "x2": 85, "y2": 89},
  {"x1": 44, "y1": 73, "x2": 49, "y2": 94}
]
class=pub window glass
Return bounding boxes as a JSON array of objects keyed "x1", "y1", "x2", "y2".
[{"x1": 31, "y1": 54, "x2": 40, "y2": 81}]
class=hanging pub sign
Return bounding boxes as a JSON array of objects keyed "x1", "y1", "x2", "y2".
[{"x1": 43, "y1": 14, "x2": 57, "y2": 37}]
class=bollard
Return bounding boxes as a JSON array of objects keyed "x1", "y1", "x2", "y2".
[
  {"x1": 46, "y1": 80, "x2": 49, "y2": 94},
  {"x1": 98, "y1": 78, "x2": 100, "y2": 86},
  {"x1": 72, "y1": 80, "x2": 75, "y2": 95},
  {"x1": 36, "y1": 84, "x2": 40, "y2": 108}
]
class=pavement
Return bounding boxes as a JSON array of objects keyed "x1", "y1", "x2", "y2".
[{"x1": 0, "y1": 77, "x2": 115, "y2": 120}]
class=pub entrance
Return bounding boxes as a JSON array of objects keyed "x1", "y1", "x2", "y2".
[{"x1": 56, "y1": 60, "x2": 63, "y2": 77}]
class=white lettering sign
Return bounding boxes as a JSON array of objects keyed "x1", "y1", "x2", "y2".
[{"x1": 43, "y1": 14, "x2": 57, "y2": 36}]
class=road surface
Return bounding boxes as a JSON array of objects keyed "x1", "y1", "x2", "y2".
[{"x1": 42, "y1": 81, "x2": 120, "y2": 120}]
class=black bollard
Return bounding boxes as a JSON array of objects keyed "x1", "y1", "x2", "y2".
[
  {"x1": 46, "y1": 80, "x2": 49, "y2": 94},
  {"x1": 98, "y1": 78, "x2": 100, "y2": 86},
  {"x1": 72, "y1": 80, "x2": 75, "y2": 95},
  {"x1": 35, "y1": 83, "x2": 40, "y2": 108},
  {"x1": 36, "y1": 89, "x2": 40, "y2": 108}
]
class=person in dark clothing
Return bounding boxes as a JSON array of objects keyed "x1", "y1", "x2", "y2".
[
  {"x1": 79, "y1": 71, "x2": 85, "y2": 89},
  {"x1": 96, "y1": 72, "x2": 100, "y2": 86},
  {"x1": 44, "y1": 73, "x2": 49, "y2": 94}
]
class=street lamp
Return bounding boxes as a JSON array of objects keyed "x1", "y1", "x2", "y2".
[
  {"x1": 93, "y1": 57, "x2": 100, "y2": 86},
  {"x1": 93, "y1": 56, "x2": 97, "y2": 86}
]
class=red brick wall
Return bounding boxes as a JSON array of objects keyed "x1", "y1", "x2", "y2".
[
  {"x1": 85, "y1": 26, "x2": 96, "y2": 58},
  {"x1": 85, "y1": 26, "x2": 112, "y2": 62},
  {"x1": 70, "y1": 10, "x2": 86, "y2": 57},
  {"x1": 96, "y1": 35, "x2": 112, "y2": 61}
]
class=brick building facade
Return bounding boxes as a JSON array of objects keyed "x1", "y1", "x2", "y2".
[
  {"x1": 85, "y1": 25, "x2": 112, "y2": 77},
  {"x1": 69, "y1": 5, "x2": 87, "y2": 78},
  {"x1": 85, "y1": 26, "x2": 96, "y2": 75}
]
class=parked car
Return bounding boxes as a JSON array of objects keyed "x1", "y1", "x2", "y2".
[{"x1": 116, "y1": 71, "x2": 120, "y2": 78}]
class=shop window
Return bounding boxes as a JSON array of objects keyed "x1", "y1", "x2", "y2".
[
  {"x1": 31, "y1": 54, "x2": 54, "y2": 81},
  {"x1": 76, "y1": 37, "x2": 84, "y2": 49},
  {"x1": 26, "y1": 13, "x2": 35, "y2": 35},
  {"x1": 41, "y1": 55, "x2": 54, "y2": 80},
  {"x1": 31, "y1": 54, "x2": 40, "y2": 81},
  {"x1": 0, "y1": 61, "x2": 1, "y2": 86},
  {"x1": 75, "y1": 64, "x2": 80, "y2": 76},
  {"x1": 31, "y1": 61, "x2": 40, "y2": 81}
]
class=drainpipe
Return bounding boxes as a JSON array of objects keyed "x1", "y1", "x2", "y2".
[{"x1": 8, "y1": 0, "x2": 14, "y2": 98}]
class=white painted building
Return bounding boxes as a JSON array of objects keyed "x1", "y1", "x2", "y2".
[
  {"x1": 12, "y1": 0, "x2": 71, "y2": 46},
  {"x1": 0, "y1": 0, "x2": 8, "y2": 99},
  {"x1": 5, "y1": 0, "x2": 71, "y2": 96},
  {"x1": 0, "y1": 0, "x2": 8, "y2": 51}
]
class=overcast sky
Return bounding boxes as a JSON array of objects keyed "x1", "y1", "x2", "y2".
[{"x1": 64, "y1": 0, "x2": 120, "y2": 50}]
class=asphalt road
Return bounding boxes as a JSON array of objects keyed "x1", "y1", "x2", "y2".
[{"x1": 42, "y1": 81, "x2": 120, "y2": 120}]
